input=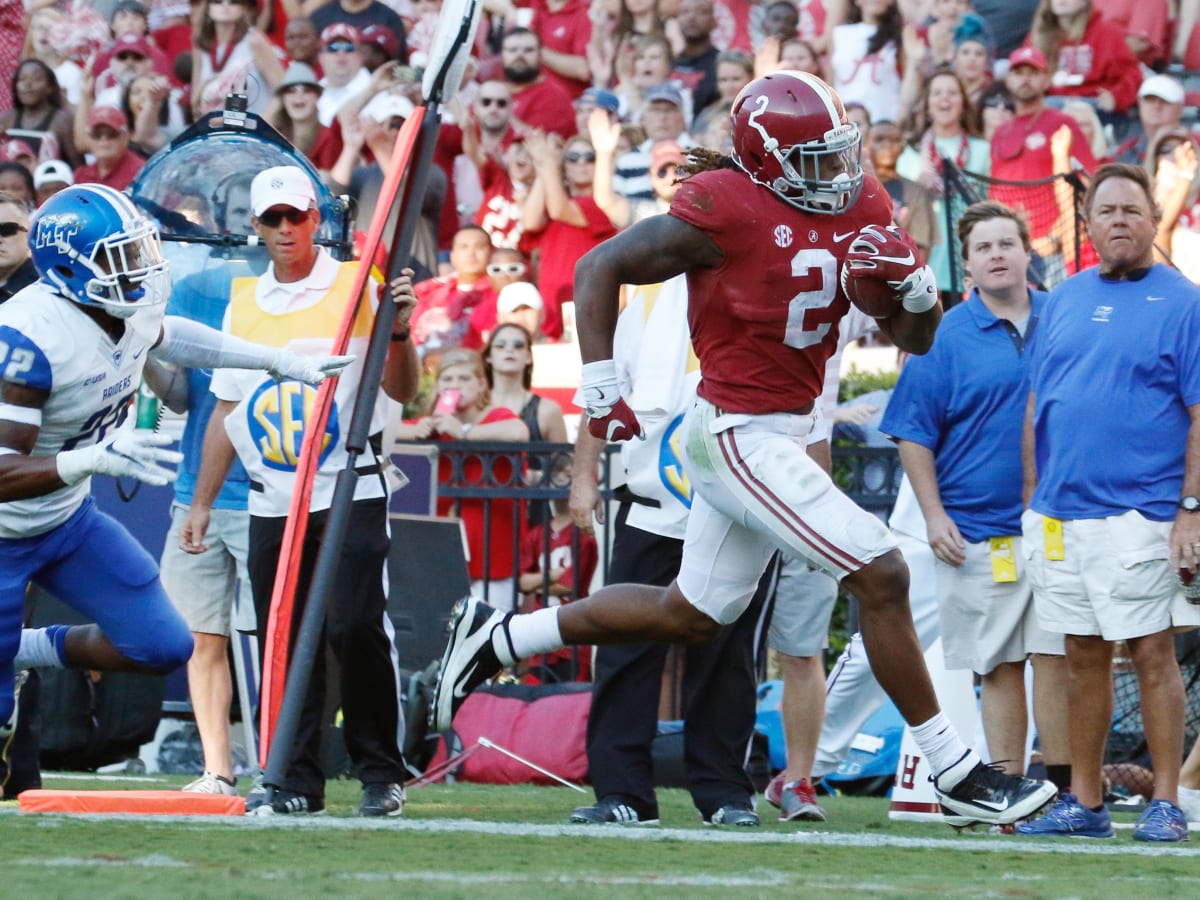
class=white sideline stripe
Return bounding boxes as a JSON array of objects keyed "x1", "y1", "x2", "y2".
[{"x1": 6, "y1": 812, "x2": 1200, "y2": 856}]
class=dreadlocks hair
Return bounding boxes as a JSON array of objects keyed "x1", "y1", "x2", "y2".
[{"x1": 677, "y1": 147, "x2": 738, "y2": 180}]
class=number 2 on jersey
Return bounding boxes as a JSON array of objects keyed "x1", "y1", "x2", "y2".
[{"x1": 783, "y1": 248, "x2": 840, "y2": 350}]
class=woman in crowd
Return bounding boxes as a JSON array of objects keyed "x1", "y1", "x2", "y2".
[
  {"x1": 971, "y1": 81, "x2": 1014, "y2": 142},
  {"x1": 0, "y1": 161, "x2": 34, "y2": 207},
  {"x1": 949, "y1": 15, "x2": 993, "y2": 110},
  {"x1": 392, "y1": 348, "x2": 531, "y2": 610},
  {"x1": 690, "y1": 49, "x2": 751, "y2": 144},
  {"x1": 484, "y1": 322, "x2": 568, "y2": 446},
  {"x1": 1025, "y1": 0, "x2": 1140, "y2": 120},
  {"x1": 192, "y1": 0, "x2": 285, "y2": 117},
  {"x1": 1148, "y1": 128, "x2": 1200, "y2": 281},
  {"x1": 122, "y1": 73, "x2": 187, "y2": 156},
  {"x1": 267, "y1": 62, "x2": 342, "y2": 179},
  {"x1": 828, "y1": 0, "x2": 904, "y2": 125},
  {"x1": 897, "y1": 67, "x2": 989, "y2": 304},
  {"x1": 0, "y1": 59, "x2": 81, "y2": 167},
  {"x1": 521, "y1": 130, "x2": 618, "y2": 343},
  {"x1": 612, "y1": 32, "x2": 685, "y2": 122},
  {"x1": 22, "y1": 7, "x2": 83, "y2": 106}
]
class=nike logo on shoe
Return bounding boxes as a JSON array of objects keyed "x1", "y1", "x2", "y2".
[
  {"x1": 972, "y1": 798, "x2": 1011, "y2": 812},
  {"x1": 452, "y1": 661, "x2": 479, "y2": 699}
]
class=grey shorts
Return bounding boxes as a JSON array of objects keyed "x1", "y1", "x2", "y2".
[
  {"x1": 160, "y1": 502, "x2": 252, "y2": 636},
  {"x1": 766, "y1": 557, "x2": 838, "y2": 657}
]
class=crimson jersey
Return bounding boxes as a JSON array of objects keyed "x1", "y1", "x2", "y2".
[{"x1": 670, "y1": 168, "x2": 893, "y2": 414}]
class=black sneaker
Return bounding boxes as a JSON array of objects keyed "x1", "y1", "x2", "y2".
[
  {"x1": 245, "y1": 787, "x2": 325, "y2": 817},
  {"x1": 430, "y1": 596, "x2": 512, "y2": 732},
  {"x1": 934, "y1": 757, "x2": 1057, "y2": 826},
  {"x1": 569, "y1": 795, "x2": 659, "y2": 826},
  {"x1": 360, "y1": 783, "x2": 405, "y2": 817},
  {"x1": 704, "y1": 802, "x2": 761, "y2": 827}
]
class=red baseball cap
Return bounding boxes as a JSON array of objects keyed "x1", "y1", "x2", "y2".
[
  {"x1": 87, "y1": 106, "x2": 128, "y2": 133},
  {"x1": 1007, "y1": 47, "x2": 1048, "y2": 72},
  {"x1": 359, "y1": 24, "x2": 399, "y2": 59}
]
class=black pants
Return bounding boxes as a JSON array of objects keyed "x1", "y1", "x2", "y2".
[
  {"x1": 248, "y1": 498, "x2": 405, "y2": 798},
  {"x1": 586, "y1": 503, "x2": 769, "y2": 819}
]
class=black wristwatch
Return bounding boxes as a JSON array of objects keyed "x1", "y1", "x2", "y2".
[{"x1": 1181, "y1": 495, "x2": 1200, "y2": 512}]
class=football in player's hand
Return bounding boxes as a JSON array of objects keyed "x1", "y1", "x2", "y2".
[
  {"x1": 840, "y1": 265, "x2": 901, "y2": 318},
  {"x1": 839, "y1": 224, "x2": 924, "y2": 318}
]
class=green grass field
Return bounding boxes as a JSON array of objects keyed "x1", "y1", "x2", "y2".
[{"x1": 2, "y1": 774, "x2": 1198, "y2": 899}]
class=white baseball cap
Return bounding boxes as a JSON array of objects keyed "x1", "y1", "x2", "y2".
[
  {"x1": 1139, "y1": 74, "x2": 1185, "y2": 105},
  {"x1": 33, "y1": 159, "x2": 74, "y2": 189},
  {"x1": 250, "y1": 165, "x2": 317, "y2": 217},
  {"x1": 497, "y1": 281, "x2": 543, "y2": 313}
]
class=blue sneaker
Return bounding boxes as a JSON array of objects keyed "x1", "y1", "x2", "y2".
[
  {"x1": 1132, "y1": 799, "x2": 1189, "y2": 843},
  {"x1": 1015, "y1": 792, "x2": 1114, "y2": 838}
]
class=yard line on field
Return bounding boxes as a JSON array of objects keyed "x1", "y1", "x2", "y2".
[
  {"x1": 13, "y1": 812, "x2": 1200, "y2": 856},
  {"x1": 331, "y1": 870, "x2": 792, "y2": 887}
]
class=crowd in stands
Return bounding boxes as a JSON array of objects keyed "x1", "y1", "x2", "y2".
[{"x1": 1, "y1": 1, "x2": 1199, "y2": 343}]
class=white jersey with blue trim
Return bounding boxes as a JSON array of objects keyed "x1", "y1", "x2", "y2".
[{"x1": 0, "y1": 282, "x2": 163, "y2": 538}]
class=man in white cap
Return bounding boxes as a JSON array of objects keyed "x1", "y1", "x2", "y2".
[
  {"x1": 181, "y1": 165, "x2": 422, "y2": 818},
  {"x1": 1116, "y1": 74, "x2": 1188, "y2": 166},
  {"x1": 32, "y1": 161, "x2": 73, "y2": 207}
]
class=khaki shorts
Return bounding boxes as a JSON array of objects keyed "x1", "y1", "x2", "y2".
[
  {"x1": 677, "y1": 398, "x2": 896, "y2": 625},
  {"x1": 935, "y1": 536, "x2": 1063, "y2": 674},
  {"x1": 1021, "y1": 508, "x2": 1200, "y2": 640},
  {"x1": 160, "y1": 503, "x2": 251, "y2": 636},
  {"x1": 766, "y1": 558, "x2": 837, "y2": 657}
]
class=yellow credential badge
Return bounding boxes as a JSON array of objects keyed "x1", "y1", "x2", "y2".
[
  {"x1": 989, "y1": 536, "x2": 1018, "y2": 582},
  {"x1": 1042, "y1": 516, "x2": 1065, "y2": 561}
]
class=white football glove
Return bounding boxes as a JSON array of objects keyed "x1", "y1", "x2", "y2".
[
  {"x1": 579, "y1": 360, "x2": 643, "y2": 442},
  {"x1": 895, "y1": 264, "x2": 938, "y2": 314},
  {"x1": 56, "y1": 420, "x2": 184, "y2": 487},
  {"x1": 267, "y1": 351, "x2": 356, "y2": 386}
]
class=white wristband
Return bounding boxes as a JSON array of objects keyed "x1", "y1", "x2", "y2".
[{"x1": 899, "y1": 265, "x2": 938, "y2": 314}]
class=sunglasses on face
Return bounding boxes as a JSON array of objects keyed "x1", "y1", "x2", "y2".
[
  {"x1": 258, "y1": 207, "x2": 311, "y2": 228},
  {"x1": 115, "y1": 52, "x2": 146, "y2": 62},
  {"x1": 284, "y1": 84, "x2": 317, "y2": 95},
  {"x1": 209, "y1": 0, "x2": 244, "y2": 6},
  {"x1": 478, "y1": 96, "x2": 509, "y2": 108},
  {"x1": 324, "y1": 41, "x2": 356, "y2": 53},
  {"x1": 563, "y1": 150, "x2": 596, "y2": 163},
  {"x1": 487, "y1": 262, "x2": 526, "y2": 276},
  {"x1": 491, "y1": 338, "x2": 528, "y2": 350},
  {"x1": 655, "y1": 165, "x2": 677, "y2": 179},
  {"x1": 0, "y1": 222, "x2": 27, "y2": 238},
  {"x1": 984, "y1": 98, "x2": 1015, "y2": 112},
  {"x1": 1158, "y1": 142, "x2": 1185, "y2": 157}
]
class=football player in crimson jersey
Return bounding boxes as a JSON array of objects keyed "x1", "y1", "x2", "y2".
[{"x1": 433, "y1": 71, "x2": 1057, "y2": 826}]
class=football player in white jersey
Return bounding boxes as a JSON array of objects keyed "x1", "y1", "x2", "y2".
[{"x1": 0, "y1": 183, "x2": 351, "y2": 741}]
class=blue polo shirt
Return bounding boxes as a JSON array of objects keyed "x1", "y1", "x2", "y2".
[
  {"x1": 1030, "y1": 264, "x2": 1200, "y2": 522},
  {"x1": 881, "y1": 288, "x2": 1046, "y2": 542}
]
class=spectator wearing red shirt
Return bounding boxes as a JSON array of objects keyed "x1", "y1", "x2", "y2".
[
  {"x1": 502, "y1": 27, "x2": 579, "y2": 141},
  {"x1": 411, "y1": 225, "x2": 500, "y2": 360},
  {"x1": 1092, "y1": 0, "x2": 1169, "y2": 68},
  {"x1": 1025, "y1": 0, "x2": 1141, "y2": 116},
  {"x1": 73, "y1": 106, "x2": 146, "y2": 191},
  {"x1": 477, "y1": 132, "x2": 539, "y2": 251},
  {"x1": 529, "y1": 0, "x2": 593, "y2": 99},
  {"x1": 393, "y1": 348, "x2": 531, "y2": 609},
  {"x1": 990, "y1": 48, "x2": 1097, "y2": 253},
  {"x1": 521, "y1": 130, "x2": 618, "y2": 342}
]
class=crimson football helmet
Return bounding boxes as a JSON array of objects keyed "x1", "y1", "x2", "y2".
[{"x1": 730, "y1": 71, "x2": 863, "y2": 215}]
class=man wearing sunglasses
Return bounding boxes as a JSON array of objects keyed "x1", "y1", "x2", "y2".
[
  {"x1": 74, "y1": 107, "x2": 145, "y2": 192},
  {"x1": 0, "y1": 195, "x2": 34, "y2": 305},
  {"x1": 316, "y1": 24, "x2": 372, "y2": 126},
  {"x1": 181, "y1": 166, "x2": 421, "y2": 818},
  {"x1": 310, "y1": 0, "x2": 407, "y2": 66}
]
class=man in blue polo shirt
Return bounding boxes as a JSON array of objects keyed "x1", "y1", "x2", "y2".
[
  {"x1": 882, "y1": 200, "x2": 1070, "y2": 807},
  {"x1": 1017, "y1": 164, "x2": 1200, "y2": 843}
]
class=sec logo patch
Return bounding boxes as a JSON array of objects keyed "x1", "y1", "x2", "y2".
[{"x1": 247, "y1": 380, "x2": 338, "y2": 471}]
